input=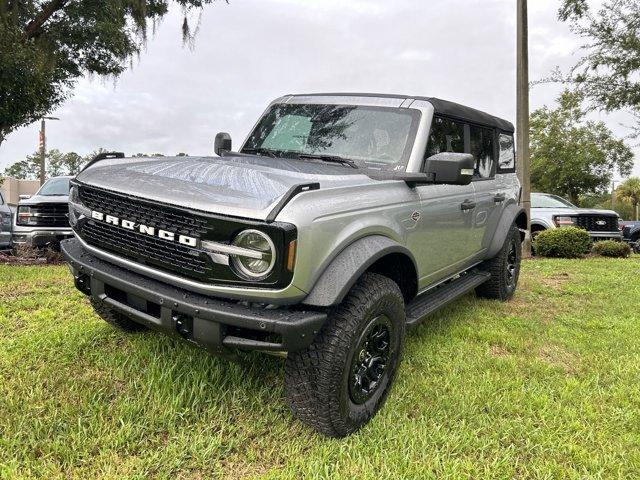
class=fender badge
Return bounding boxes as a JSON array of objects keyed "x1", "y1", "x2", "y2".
[{"x1": 410, "y1": 211, "x2": 421, "y2": 222}]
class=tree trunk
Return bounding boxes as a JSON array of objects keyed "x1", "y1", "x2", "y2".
[{"x1": 635, "y1": 202, "x2": 639, "y2": 221}]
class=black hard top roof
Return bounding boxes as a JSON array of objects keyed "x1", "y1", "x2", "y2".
[{"x1": 290, "y1": 92, "x2": 515, "y2": 133}]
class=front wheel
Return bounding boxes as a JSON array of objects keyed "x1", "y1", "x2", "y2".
[
  {"x1": 284, "y1": 273, "x2": 406, "y2": 437},
  {"x1": 476, "y1": 224, "x2": 522, "y2": 301}
]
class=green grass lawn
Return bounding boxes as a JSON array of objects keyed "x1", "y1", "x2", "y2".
[{"x1": 1, "y1": 257, "x2": 639, "y2": 479}]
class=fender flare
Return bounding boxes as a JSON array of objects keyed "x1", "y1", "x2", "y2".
[
  {"x1": 486, "y1": 203, "x2": 527, "y2": 258},
  {"x1": 302, "y1": 235, "x2": 418, "y2": 307}
]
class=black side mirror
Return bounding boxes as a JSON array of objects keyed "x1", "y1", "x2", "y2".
[
  {"x1": 214, "y1": 132, "x2": 232, "y2": 156},
  {"x1": 424, "y1": 152, "x2": 475, "y2": 185}
]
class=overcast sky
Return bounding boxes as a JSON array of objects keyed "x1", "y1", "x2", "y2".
[{"x1": 1, "y1": 0, "x2": 637, "y2": 177}]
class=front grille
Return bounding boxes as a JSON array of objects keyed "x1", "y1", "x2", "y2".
[
  {"x1": 22, "y1": 203, "x2": 69, "y2": 227},
  {"x1": 79, "y1": 186, "x2": 207, "y2": 238},
  {"x1": 575, "y1": 215, "x2": 618, "y2": 232},
  {"x1": 81, "y1": 219, "x2": 209, "y2": 277},
  {"x1": 76, "y1": 186, "x2": 211, "y2": 280}
]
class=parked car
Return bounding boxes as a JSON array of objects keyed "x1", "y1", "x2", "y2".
[
  {"x1": 62, "y1": 93, "x2": 527, "y2": 437},
  {"x1": 620, "y1": 220, "x2": 640, "y2": 253},
  {"x1": 0, "y1": 190, "x2": 12, "y2": 249},
  {"x1": 12, "y1": 176, "x2": 74, "y2": 250},
  {"x1": 530, "y1": 193, "x2": 622, "y2": 241}
]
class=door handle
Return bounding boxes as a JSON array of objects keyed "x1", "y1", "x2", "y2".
[
  {"x1": 461, "y1": 199, "x2": 476, "y2": 211},
  {"x1": 493, "y1": 193, "x2": 506, "y2": 203}
]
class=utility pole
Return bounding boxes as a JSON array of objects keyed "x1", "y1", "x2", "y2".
[
  {"x1": 38, "y1": 116, "x2": 59, "y2": 185},
  {"x1": 516, "y1": 0, "x2": 532, "y2": 257}
]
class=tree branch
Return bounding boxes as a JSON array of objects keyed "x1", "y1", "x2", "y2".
[{"x1": 24, "y1": 0, "x2": 68, "y2": 39}]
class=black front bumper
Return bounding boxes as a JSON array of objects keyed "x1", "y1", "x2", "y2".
[{"x1": 62, "y1": 238, "x2": 326, "y2": 355}]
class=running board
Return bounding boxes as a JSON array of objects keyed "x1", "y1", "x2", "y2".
[{"x1": 406, "y1": 271, "x2": 491, "y2": 328}]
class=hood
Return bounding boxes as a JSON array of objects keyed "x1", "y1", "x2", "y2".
[
  {"x1": 532, "y1": 207, "x2": 619, "y2": 217},
  {"x1": 19, "y1": 194, "x2": 69, "y2": 206},
  {"x1": 75, "y1": 154, "x2": 378, "y2": 220}
]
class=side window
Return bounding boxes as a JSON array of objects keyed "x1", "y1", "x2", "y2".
[
  {"x1": 425, "y1": 116, "x2": 465, "y2": 158},
  {"x1": 497, "y1": 133, "x2": 515, "y2": 172},
  {"x1": 469, "y1": 126, "x2": 495, "y2": 178}
]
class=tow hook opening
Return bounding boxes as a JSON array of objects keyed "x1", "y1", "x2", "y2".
[
  {"x1": 75, "y1": 274, "x2": 92, "y2": 296},
  {"x1": 173, "y1": 313, "x2": 194, "y2": 339}
]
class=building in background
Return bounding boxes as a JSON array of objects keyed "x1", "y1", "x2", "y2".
[{"x1": 0, "y1": 177, "x2": 40, "y2": 206}]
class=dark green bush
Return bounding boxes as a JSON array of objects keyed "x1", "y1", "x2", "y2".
[
  {"x1": 592, "y1": 240, "x2": 632, "y2": 258},
  {"x1": 534, "y1": 227, "x2": 592, "y2": 258}
]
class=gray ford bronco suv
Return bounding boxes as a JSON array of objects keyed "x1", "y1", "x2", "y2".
[{"x1": 62, "y1": 93, "x2": 527, "y2": 437}]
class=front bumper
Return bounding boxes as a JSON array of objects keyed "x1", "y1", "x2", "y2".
[
  {"x1": 588, "y1": 231, "x2": 623, "y2": 240},
  {"x1": 62, "y1": 238, "x2": 326, "y2": 355},
  {"x1": 12, "y1": 225, "x2": 74, "y2": 248}
]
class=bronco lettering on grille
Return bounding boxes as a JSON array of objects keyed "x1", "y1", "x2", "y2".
[{"x1": 90, "y1": 210, "x2": 198, "y2": 247}]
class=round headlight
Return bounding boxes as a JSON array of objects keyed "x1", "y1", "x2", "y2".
[{"x1": 231, "y1": 229, "x2": 276, "y2": 280}]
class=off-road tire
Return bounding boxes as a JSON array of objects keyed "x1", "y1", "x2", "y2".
[
  {"x1": 90, "y1": 298, "x2": 147, "y2": 332},
  {"x1": 284, "y1": 273, "x2": 405, "y2": 437},
  {"x1": 476, "y1": 224, "x2": 522, "y2": 301}
]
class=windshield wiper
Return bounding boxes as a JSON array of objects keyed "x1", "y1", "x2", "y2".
[
  {"x1": 241, "y1": 147, "x2": 278, "y2": 158},
  {"x1": 297, "y1": 153, "x2": 360, "y2": 169}
]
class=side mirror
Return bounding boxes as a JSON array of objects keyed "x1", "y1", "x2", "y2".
[
  {"x1": 214, "y1": 132, "x2": 232, "y2": 156},
  {"x1": 424, "y1": 152, "x2": 475, "y2": 185},
  {"x1": 19, "y1": 195, "x2": 31, "y2": 200}
]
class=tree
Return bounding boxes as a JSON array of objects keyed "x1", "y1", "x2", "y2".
[
  {"x1": 3, "y1": 149, "x2": 90, "y2": 179},
  {"x1": 556, "y1": 0, "x2": 640, "y2": 133},
  {"x1": 617, "y1": 177, "x2": 640, "y2": 220},
  {"x1": 0, "y1": 0, "x2": 225, "y2": 146},
  {"x1": 530, "y1": 91, "x2": 634, "y2": 204}
]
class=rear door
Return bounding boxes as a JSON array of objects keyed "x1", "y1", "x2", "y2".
[{"x1": 468, "y1": 125, "x2": 500, "y2": 257}]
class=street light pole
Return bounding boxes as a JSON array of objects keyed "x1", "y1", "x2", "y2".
[
  {"x1": 38, "y1": 116, "x2": 59, "y2": 186},
  {"x1": 516, "y1": 0, "x2": 532, "y2": 257}
]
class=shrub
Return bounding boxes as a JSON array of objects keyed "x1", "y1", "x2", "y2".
[
  {"x1": 592, "y1": 240, "x2": 632, "y2": 258},
  {"x1": 534, "y1": 227, "x2": 592, "y2": 258}
]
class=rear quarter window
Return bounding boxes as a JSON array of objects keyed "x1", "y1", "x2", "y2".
[{"x1": 497, "y1": 133, "x2": 516, "y2": 173}]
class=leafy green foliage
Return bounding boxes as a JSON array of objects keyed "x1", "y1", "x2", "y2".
[
  {"x1": 592, "y1": 240, "x2": 632, "y2": 258},
  {"x1": 557, "y1": 0, "x2": 640, "y2": 131},
  {"x1": 616, "y1": 177, "x2": 640, "y2": 221},
  {"x1": 0, "y1": 0, "x2": 224, "y2": 144},
  {"x1": 534, "y1": 226, "x2": 593, "y2": 258},
  {"x1": 3, "y1": 149, "x2": 90, "y2": 179},
  {"x1": 530, "y1": 91, "x2": 633, "y2": 204},
  {"x1": 579, "y1": 191, "x2": 634, "y2": 220}
]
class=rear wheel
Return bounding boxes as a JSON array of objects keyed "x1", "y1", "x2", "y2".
[
  {"x1": 476, "y1": 224, "x2": 521, "y2": 301},
  {"x1": 90, "y1": 298, "x2": 147, "y2": 332},
  {"x1": 284, "y1": 273, "x2": 405, "y2": 437}
]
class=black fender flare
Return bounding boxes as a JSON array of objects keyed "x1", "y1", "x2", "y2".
[
  {"x1": 302, "y1": 235, "x2": 418, "y2": 307},
  {"x1": 486, "y1": 203, "x2": 527, "y2": 258}
]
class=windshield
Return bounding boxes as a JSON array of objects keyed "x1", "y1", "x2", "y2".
[
  {"x1": 243, "y1": 104, "x2": 421, "y2": 170},
  {"x1": 37, "y1": 177, "x2": 70, "y2": 196},
  {"x1": 531, "y1": 193, "x2": 576, "y2": 209}
]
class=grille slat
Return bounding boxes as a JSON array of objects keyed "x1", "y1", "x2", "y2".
[{"x1": 575, "y1": 215, "x2": 618, "y2": 232}]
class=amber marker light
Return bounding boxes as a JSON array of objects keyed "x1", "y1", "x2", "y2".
[{"x1": 286, "y1": 240, "x2": 297, "y2": 272}]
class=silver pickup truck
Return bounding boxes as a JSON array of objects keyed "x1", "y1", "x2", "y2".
[
  {"x1": 12, "y1": 176, "x2": 74, "y2": 249},
  {"x1": 530, "y1": 193, "x2": 622, "y2": 241},
  {"x1": 62, "y1": 93, "x2": 527, "y2": 437}
]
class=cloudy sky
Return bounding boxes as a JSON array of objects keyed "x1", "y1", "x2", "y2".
[{"x1": 1, "y1": 0, "x2": 637, "y2": 177}]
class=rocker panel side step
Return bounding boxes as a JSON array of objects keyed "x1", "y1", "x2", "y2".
[{"x1": 406, "y1": 271, "x2": 491, "y2": 328}]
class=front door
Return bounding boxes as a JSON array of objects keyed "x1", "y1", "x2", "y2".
[{"x1": 411, "y1": 183, "x2": 478, "y2": 290}]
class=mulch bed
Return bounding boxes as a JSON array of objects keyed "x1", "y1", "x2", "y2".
[{"x1": 0, "y1": 250, "x2": 64, "y2": 266}]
